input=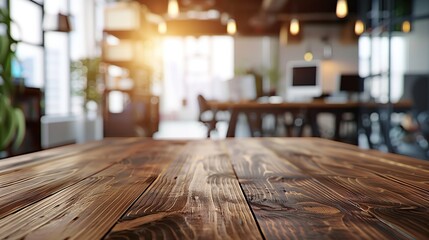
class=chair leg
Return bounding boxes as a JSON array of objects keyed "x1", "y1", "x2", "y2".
[
  {"x1": 206, "y1": 126, "x2": 211, "y2": 138},
  {"x1": 206, "y1": 121, "x2": 217, "y2": 138}
]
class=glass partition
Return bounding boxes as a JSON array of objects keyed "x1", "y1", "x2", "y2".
[{"x1": 359, "y1": 0, "x2": 429, "y2": 159}]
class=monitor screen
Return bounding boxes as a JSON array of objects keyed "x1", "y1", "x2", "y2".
[
  {"x1": 339, "y1": 74, "x2": 364, "y2": 92},
  {"x1": 292, "y1": 66, "x2": 317, "y2": 86}
]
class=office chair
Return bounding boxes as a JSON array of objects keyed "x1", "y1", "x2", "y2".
[{"x1": 197, "y1": 94, "x2": 227, "y2": 138}]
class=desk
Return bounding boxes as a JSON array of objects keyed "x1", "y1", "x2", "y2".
[
  {"x1": 208, "y1": 101, "x2": 412, "y2": 143},
  {"x1": 1, "y1": 138, "x2": 428, "y2": 239},
  {"x1": 208, "y1": 101, "x2": 361, "y2": 138}
]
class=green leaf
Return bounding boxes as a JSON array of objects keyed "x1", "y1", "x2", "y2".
[
  {"x1": 2, "y1": 52, "x2": 14, "y2": 95},
  {"x1": 0, "y1": 8, "x2": 11, "y2": 22},
  {"x1": 0, "y1": 97, "x2": 7, "y2": 145},
  {"x1": 13, "y1": 108, "x2": 25, "y2": 150},
  {"x1": 0, "y1": 101, "x2": 17, "y2": 150},
  {"x1": 0, "y1": 6, "x2": 25, "y2": 152},
  {"x1": 0, "y1": 35, "x2": 9, "y2": 64},
  {"x1": 0, "y1": 95, "x2": 6, "y2": 123}
]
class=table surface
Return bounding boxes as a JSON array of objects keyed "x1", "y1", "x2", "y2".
[
  {"x1": 207, "y1": 99, "x2": 413, "y2": 110},
  {"x1": 1, "y1": 138, "x2": 428, "y2": 239}
]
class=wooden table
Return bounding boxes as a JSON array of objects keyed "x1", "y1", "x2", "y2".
[
  {"x1": 208, "y1": 100, "x2": 412, "y2": 145},
  {"x1": 208, "y1": 101, "x2": 364, "y2": 138},
  {"x1": 1, "y1": 138, "x2": 428, "y2": 239}
]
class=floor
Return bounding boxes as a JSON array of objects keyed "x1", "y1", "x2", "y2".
[
  {"x1": 153, "y1": 121, "x2": 209, "y2": 140},
  {"x1": 153, "y1": 117, "x2": 252, "y2": 140}
]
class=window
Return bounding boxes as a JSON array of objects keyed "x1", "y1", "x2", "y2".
[
  {"x1": 11, "y1": 0, "x2": 43, "y2": 45},
  {"x1": 162, "y1": 36, "x2": 234, "y2": 120},
  {"x1": 359, "y1": 35, "x2": 405, "y2": 102},
  {"x1": 10, "y1": 0, "x2": 72, "y2": 116},
  {"x1": 10, "y1": 0, "x2": 44, "y2": 88},
  {"x1": 15, "y1": 44, "x2": 44, "y2": 88},
  {"x1": 45, "y1": 32, "x2": 70, "y2": 115},
  {"x1": 43, "y1": 0, "x2": 70, "y2": 116},
  {"x1": 70, "y1": 0, "x2": 104, "y2": 115}
]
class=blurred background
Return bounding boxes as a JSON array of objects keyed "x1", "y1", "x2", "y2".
[{"x1": 0, "y1": 0, "x2": 428, "y2": 160}]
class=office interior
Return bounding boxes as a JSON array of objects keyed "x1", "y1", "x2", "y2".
[{"x1": 0, "y1": 0, "x2": 429, "y2": 160}]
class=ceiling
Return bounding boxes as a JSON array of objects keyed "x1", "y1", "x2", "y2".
[{"x1": 139, "y1": 0, "x2": 358, "y2": 35}]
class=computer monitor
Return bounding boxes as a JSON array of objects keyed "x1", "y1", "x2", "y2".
[
  {"x1": 402, "y1": 74, "x2": 429, "y2": 114},
  {"x1": 339, "y1": 74, "x2": 364, "y2": 93},
  {"x1": 285, "y1": 61, "x2": 321, "y2": 101}
]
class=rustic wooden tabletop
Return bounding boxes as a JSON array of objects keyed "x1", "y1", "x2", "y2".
[{"x1": 0, "y1": 138, "x2": 428, "y2": 239}]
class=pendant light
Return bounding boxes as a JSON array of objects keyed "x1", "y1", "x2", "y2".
[
  {"x1": 158, "y1": 22, "x2": 167, "y2": 34},
  {"x1": 336, "y1": 0, "x2": 348, "y2": 18},
  {"x1": 168, "y1": 0, "x2": 180, "y2": 18},
  {"x1": 354, "y1": 19, "x2": 365, "y2": 35},
  {"x1": 227, "y1": 19, "x2": 237, "y2": 35},
  {"x1": 290, "y1": 18, "x2": 300, "y2": 35},
  {"x1": 402, "y1": 21, "x2": 411, "y2": 33}
]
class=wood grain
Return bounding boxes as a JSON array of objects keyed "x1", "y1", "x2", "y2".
[
  {"x1": 227, "y1": 138, "x2": 429, "y2": 239},
  {"x1": 0, "y1": 140, "x2": 183, "y2": 240},
  {"x1": 0, "y1": 139, "x2": 108, "y2": 173},
  {"x1": 0, "y1": 138, "x2": 144, "y2": 219},
  {"x1": 106, "y1": 141, "x2": 262, "y2": 240},
  {"x1": 1, "y1": 138, "x2": 428, "y2": 240},
  {"x1": 262, "y1": 138, "x2": 429, "y2": 239}
]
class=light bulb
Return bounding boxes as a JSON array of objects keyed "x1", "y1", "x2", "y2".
[
  {"x1": 227, "y1": 19, "x2": 237, "y2": 35},
  {"x1": 354, "y1": 20, "x2": 365, "y2": 35},
  {"x1": 168, "y1": 0, "x2": 179, "y2": 18},
  {"x1": 158, "y1": 22, "x2": 167, "y2": 34},
  {"x1": 336, "y1": 0, "x2": 348, "y2": 18},
  {"x1": 402, "y1": 21, "x2": 411, "y2": 33},
  {"x1": 290, "y1": 18, "x2": 300, "y2": 35}
]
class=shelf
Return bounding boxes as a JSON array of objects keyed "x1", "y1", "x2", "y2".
[
  {"x1": 102, "y1": 61, "x2": 152, "y2": 71},
  {"x1": 104, "y1": 88, "x2": 134, "y2": 94},
  {"x1": 103, "y1": 30, "x2": 145, "y2": 40},
  {"x1": 101, "y1": 60, "x2": 137, "y2": 68},
  {"x1": 102, "y1": 2, "x2": 159, "y2": 138}
]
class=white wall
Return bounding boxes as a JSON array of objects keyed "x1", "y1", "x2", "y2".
[
  {"x1": 234, "y1": 25, "x2": 359, "y2": 96},
  {"x1": 234, "y1": 36, "x2": 279, "y2": 93},
  {"x1": 234, "y1": 37, "x2": 278, "y2": 73},
  {"x1": 279, "y1": 25, "x2": 359, "y2": 94}
]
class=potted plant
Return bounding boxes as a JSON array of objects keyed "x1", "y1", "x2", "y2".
[
  {"x1": 71, "y1": 57, "x2": 102, "y2": 111},
  {"x1": 0, "y1": 6, "x2": 25, "y2": 154},
  {"x1": 71, "y1": 57, "x2": 103, "y2": 142},
  {"x1": 71, "y1": 57, "x2": 102, "y2": 118}
]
